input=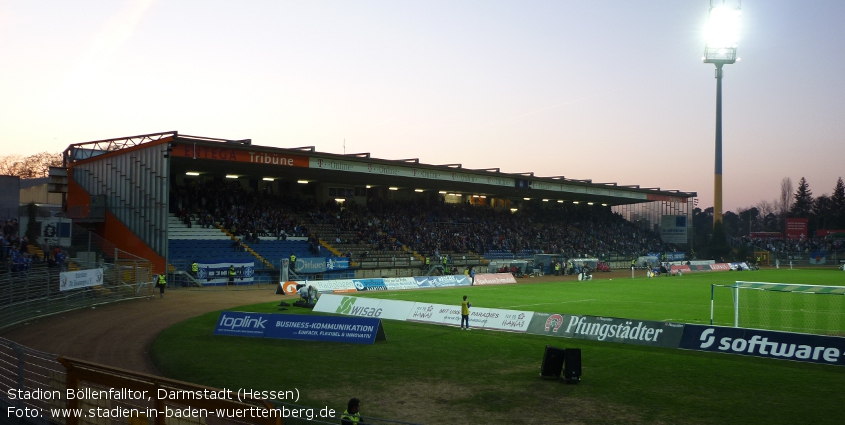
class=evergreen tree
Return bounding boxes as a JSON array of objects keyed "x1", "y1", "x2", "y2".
[
  {"x1": 832, "y1": 177, "x2": 845, "y2": 228},
  {"x1": 789, "y1": 177, "x2": 814, "y2": 218}
]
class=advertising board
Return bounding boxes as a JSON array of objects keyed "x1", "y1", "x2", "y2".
[
  {"x1": 679, "y1": 325, "x2": 845, "y2": 366},
  {"x1": 472, "y1": 273, "x2": 517, "y2": 285},
  {"x1": 314, "y1": 294, "x2": 415, "y2": 321},
  {"x1": 213, "y1": 311, "x2": 270, "y2": 338},
  {"x1": 59, "y1": 268, "x2": 104, "y2": 292},
  {"x1": 265, "y1": 314, "x2": 385, "y2": 345},
  {"x1": 196, "y1": 261, "x2": 255, "y2": 285},
  {"x1": 527, "y1": 313, "x2": 685, "y2": 348}
]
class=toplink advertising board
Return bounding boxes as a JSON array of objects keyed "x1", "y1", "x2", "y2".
[{"x1": 213, "y1": 311, "x2": 385, "y2": 344}]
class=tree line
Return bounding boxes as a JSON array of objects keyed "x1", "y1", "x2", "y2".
[
  {"x1": 0, "y1": 152, "x2": 63, "y2": 179},
  {"x1": 694, "y1": 176, "x2": 845, "y2": 242}
]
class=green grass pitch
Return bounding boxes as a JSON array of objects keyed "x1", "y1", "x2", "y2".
[{"x1": 151, "y1": 269, "x2": 845, "y2": 425}]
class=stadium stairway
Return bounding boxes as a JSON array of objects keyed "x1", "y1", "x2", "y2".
[{"x1": 166, "y1": 214, "x2": 270, "y2": 269}]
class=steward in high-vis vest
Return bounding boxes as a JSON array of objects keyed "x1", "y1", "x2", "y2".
[
  {"x1": 228, "y1": 265, "x2": 236, "y2": 286},
  {"x1": 554, "y1": 262, "x2": 561, "y2": 276},
  {"x1": 631, "y1": 259, "x2": 636, "y2": 269},
  {"x1": 157, "y1": 274, "x2": 166, "y2": 298},
  {"x1": 289, "y1": 254, "x2": 297, "y2": 270},
  {"x1": 340, "y1": 398, "x2": 362, "y2": 425},
  {"x1": 424, "y1": 256, "x2": 430, "y2": 270},
  {"x1": 191, "y1": 261, "x2": 198, "y2": 277}
]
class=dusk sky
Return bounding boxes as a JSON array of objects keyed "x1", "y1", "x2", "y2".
[{"x1": 1, "y1": 0, "x2": 843, "y2": 212}]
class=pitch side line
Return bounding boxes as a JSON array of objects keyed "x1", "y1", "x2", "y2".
[{"x1": 501, "y1": 299, "x2": 595, "y2": 309}]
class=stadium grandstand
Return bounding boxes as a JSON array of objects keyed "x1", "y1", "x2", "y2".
[{"x1": 53, "y1": 131, "x2": 695, "y2": 281}]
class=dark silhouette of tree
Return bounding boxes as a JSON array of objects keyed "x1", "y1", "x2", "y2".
[
  {"x1": 813, "y1": 195, "x2": 833, "y2": 231},
  {"x1": 832, "y1": 177, "x2": 845, "y2": 228},
  {"x1": 789, "y1": 177, "x2": 813, "y2": 218}
]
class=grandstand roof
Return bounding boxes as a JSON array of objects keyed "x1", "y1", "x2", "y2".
[{"x1": 65, "y1": 131, "x2": 695, "y2": 206}]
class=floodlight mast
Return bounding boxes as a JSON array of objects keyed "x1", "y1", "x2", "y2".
[{"x1": 703, "y1": 0, "x2": 740, "y2": 227}]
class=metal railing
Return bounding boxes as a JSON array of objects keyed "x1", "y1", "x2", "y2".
[
  {"x1": 0, "y1": 338, "x2": 423, "y2": 425},
  {"x1": 0, "y1": 262, "x2": 154, "y2": 331}
]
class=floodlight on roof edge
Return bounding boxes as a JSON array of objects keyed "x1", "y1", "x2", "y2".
[{"x1": 703, "y1": 0, "x2": 741, "y2": 227}]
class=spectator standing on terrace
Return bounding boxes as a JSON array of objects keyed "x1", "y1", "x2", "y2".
[
  {"x1": 461, "y1": 295, "x2": 471, "y2": 330},
  {"x1": 227, "y1": 265, "x2": 235, "y2": 286},
  {"x1": 340, "y1": 398, "x2": 364, "y2": 425}
]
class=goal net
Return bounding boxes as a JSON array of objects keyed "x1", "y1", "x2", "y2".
[{"x1": 710, "y1": 281, "x2": 845, "y2": 336}]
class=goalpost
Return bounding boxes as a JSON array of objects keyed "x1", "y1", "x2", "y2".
[{"x1": 710, "y1": 281, "x2": 845, "y2": 336}]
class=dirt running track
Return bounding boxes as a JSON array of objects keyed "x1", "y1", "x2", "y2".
[
  {"x1": 1, "y1": 271, "x2": 632, "y2": 375},
  {"x1": 0, "y1": 288, "x2": 286, "y2": 375}
]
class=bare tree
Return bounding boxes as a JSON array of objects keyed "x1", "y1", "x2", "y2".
[
  {"x1": 756, "y1": 199, "x2": 777, "y2": 218},
  {"x1": 0, "y1": 152, "x2": 62, "y2": 178},
  {"x1": 779, "y1": 177, "x2": 793, "y2": 218}
]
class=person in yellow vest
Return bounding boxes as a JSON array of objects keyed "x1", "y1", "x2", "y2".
[
  {"x1": 157, "y1": 273, "x2": 166, "y2": 298},
  {"x1": 424, "y1": 256, "x2": 430, "y2": 271},
  {"x1": 190, "y1": 261, "x2": 198, "y2": 278},
  {"x1": 554, "y1": 261, "x2": 561, "y2": 276},
  {"x1": 289, "y1": 254, "x2": 297, "y2": 272},
  {"x1": 631, "y1": 258, "x2": 636, "y2": 270},
  {"x1": 460, "y1": 295, "x2": 472, "y2": 330},
  {"x1": 340, "y1": 398, "x2": 363, "y2": 424},
  {"x1": 227, "y1": 265, "x2": 236, "y2": 286}
]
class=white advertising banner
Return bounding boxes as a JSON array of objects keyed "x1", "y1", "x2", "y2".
[
  {"x1": 475, "y1": 308, "x2": 534, "y2": 332},
  {"x1": 59, "y1": 268, "x2": 104, "y2": 291},
  {"x1": 472, "y1": 273, "x2": 517, "y2": 285},
  {"x1": 382, "y1": 277, "x2": 420, "y2": 290},
  {"x1": 313, "y1": 294, "x2": 414, "y2": 320},
  {"x1": 310, "y1": 279, "x2": 358, "y2": 293},
  {"x1": 406, "y1": 302, "x2": 534, "y2": 332},
  {"x1": 407, "y1": 302, "x2": 462, "y2": 326}
]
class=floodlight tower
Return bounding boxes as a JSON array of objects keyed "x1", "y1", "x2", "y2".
[{"x1": 703, "y1": 0, "x2": 740, "y2": 226}]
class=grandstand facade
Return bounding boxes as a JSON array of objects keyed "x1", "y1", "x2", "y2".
[{"x1": 62, "y1": 131, "x2": 695, "y2": 273}]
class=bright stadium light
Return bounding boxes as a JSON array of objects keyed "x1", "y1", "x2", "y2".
[
  {"x1": 389, "y1": 187, "x2": 399, "y2": 191},
  {"x1": 557, "y1": 200, "x2": 564, "y2": 203},
  {"x1": 703, "y1": 0, "x2": 741, "y2": 226},
  {"x1": 438, "y1": 191, "x2": 447, "y2": 194},
  {"x1": 262, "y1": 177, "x2": 275, "y2": 181},
  {"x1": 185, "y1": 172, "x2": 200, "y2": 176},
  {"x1": 226, "y1": 175, "x2": 239, "y2": 179},
  {"x1": 572, "y1": 201, "x2": 579, "y2": 204},
  {"x1": 297, "y1": 180, "x2": 309, "y2": 184},
  {"x1": 415, "y1": 189, "x2": 424, "y2": 192}
]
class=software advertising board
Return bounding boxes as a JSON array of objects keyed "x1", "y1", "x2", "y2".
[
  {"x1": 679, "y1": 325, "x2": 845, "y2": 366},
  {"x1": 196, "y1": 261, "x2": 255, "y2": 285},
  {"x1": 314, "y1": 294, "x2": 415, "y2": 321},
  {"x1": 472, "y1": 273, "x2": 517, "y2": 285},
  {"x1": 59, "y1": 268, "x2": 104, "y2": 291},
  {"x1": 265, "y1": 314, "x2": 385, "y2": 345},
  {"x1": 527, "y1": 313, "x2": 685, "y2": 348}
]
